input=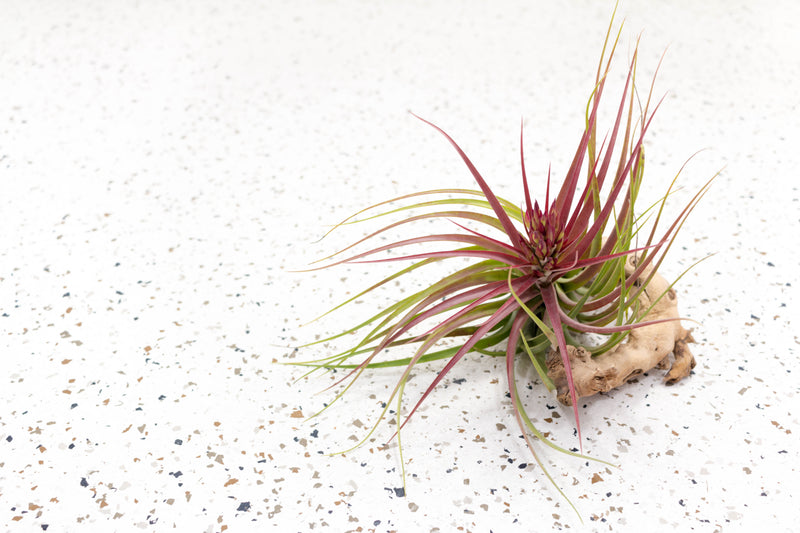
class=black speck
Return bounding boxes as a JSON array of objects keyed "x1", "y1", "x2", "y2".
[
  {"x1": 778, "y1": 450, "x2": 787, "y2": 454},
  {"x1": 518, "y1": 463, "x2": 527, "y2": 469},
  {"x1": 750, "y1": 314, "x2": 760, "y2": 320},
  {"x1": 761, "y1": 492, "x2": 767, "y2": 496},
  {"x1": 453, "y1": 378, "x2": 466, "y2": 385},
  {"x1": 68, "y1": 443, "x2": 75, "y2": 449},
  {"x1": 80, "y1": 477, "x2": 88, "y2": 487},
  {"x1": 62, "y1": 292, "x2": 70, "y2": 297},
  {"x1": 42, "y1": 525, "x2": 49, "y2": 531},
  {"x1": 606, "y1": 492, "x2": 612, "y2": 497},
  {"x1": 5, "y1": 436, "x2": 11, "y2": 442},
  {"x1": 158, "y1": 395, "x2": 166, "y2": 400},
  {"x1": 237, "y1": 502, "x2": 250, "y2": 512},
  {"x1": 394, "y1": 487, "x2": 405, "y2": 497},
  {"x1": 767, "y1": 262, "x2": 774, "y2": 267},
  {"x1": 679, "y1": 499, "x2": 685, "y2": 507},
  {"x1": 175, "y1": 439, "x2": 183, "y2": 445},
  {"x1": 374, "y1": 520, "x2": 381, "y2": 526},
  {"x1": 170, "y1": 471, "x2": 183, "y2": 478},
  {"x1": 310, "y1": 429, "x2": 319, "y2": 438},
  {"x1": 71, "y1": 403, "x2": 78, "y2": 409}
]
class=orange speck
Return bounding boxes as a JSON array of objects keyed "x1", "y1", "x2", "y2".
[
  {"x1": 224, "y1": 478, "x2": 238, "y2": 487},
  {"x1": 290, "y1": 410, "x2": 303, "y2": 418},
  {"x1": 61, "y1": 359, "x2": 71, "y2": 365}
]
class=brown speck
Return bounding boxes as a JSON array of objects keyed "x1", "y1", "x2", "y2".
[
  {"x1": 591, "y1": 473, "x2": 603, "y2": 484},
  {"x1": 61, "y1": 359, "x2": 71, "y2": 365},
  {"x1": 224, "y1": 478, "x2": 238, "y2": 487},
  {"x1": 290, "y1": 410, "x2": 303, "y2": 418},
  {"x1": 144, "y1": 346, "x2": 152, "y2": 352}
]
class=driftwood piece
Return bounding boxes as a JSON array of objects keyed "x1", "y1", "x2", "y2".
[{"x1": 545, "y1": 257, "x2": 696, "y2": 405}]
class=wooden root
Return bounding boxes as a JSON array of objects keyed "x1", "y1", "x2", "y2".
[{"x1": 545, "y1": 257, "x2": 696, "y2": 406}]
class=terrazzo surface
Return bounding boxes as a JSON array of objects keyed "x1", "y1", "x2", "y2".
[{"x1": 1, "y1": 1, "x2": 798, "y2": 532}]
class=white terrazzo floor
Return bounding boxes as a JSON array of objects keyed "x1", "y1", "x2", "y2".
[{"x1": 1, "y1": 1, "x2": 798, "y2": 532}]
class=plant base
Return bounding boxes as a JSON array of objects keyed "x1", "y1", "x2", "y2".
[{"x1": 545, "y1": 260, "x2": 696, "y2": 405}]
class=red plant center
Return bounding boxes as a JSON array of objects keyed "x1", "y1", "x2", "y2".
[{"x1": 524, "y1": 203, "x2": 564, "y2": 274}]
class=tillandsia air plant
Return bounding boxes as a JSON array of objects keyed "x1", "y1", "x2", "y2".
[{"x1": 292, "y1": 13, "x2": 714, "y2": 516}]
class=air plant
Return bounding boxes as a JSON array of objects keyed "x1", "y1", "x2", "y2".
[{"x1": 292, "y1": 12, "x2": 713, "y2": 516}]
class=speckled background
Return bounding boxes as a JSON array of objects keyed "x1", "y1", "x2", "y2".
[{"x1": 1, "y1": 1, "x2": 797, "y2": 532}]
